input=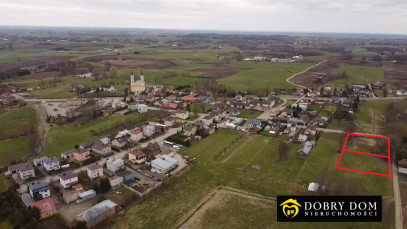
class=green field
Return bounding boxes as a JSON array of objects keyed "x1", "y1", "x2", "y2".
[
  {"x1": 218, "y1": 62, "x2": 312, "y2": 91},
  {"x1": 0, "y1": 176, "x2": 10, "y2": 193},
  {"x1": 238, "y1": 109, "x2": 263, "y2": 119},
  {"x1": 0, "y1": 106, "x2": 38, "y2": 141},
  {"x1": 111, "y1": 130, "x2": 393, "y2": 228},
  {"x1": 0, "y1": 137, "x2": 29, "y2": 167},
  {"x1": 327, "y1": 65, "x2": 384, "y2": 88}
]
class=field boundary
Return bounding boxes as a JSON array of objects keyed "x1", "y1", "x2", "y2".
[{"x1": 175, "y1": 186, "x2": 275, "y2": 228}]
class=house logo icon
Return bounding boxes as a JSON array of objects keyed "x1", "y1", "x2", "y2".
[{"x1": 279, "y1": 199, "x2": 302, "y2": 218}]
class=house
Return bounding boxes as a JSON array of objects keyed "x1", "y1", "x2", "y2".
[
  {"x1": 151, "y1": 155, "x2": 178, "y2": 173},
  {"x1": 130, "y1": 129, "x2": 144, "y2": 142},
  {"x1": 182, "y1": 95, "x2": 195, "y2": 103},
  {"x1": 246, "y1": 119, "x2": 262, "y2": 129},
  {"x1": 87, "y1": 164, "x2": 104, "y2": 179},
  {"x1": 77, "y1": 200, "x2": 118, "y2": 228},
  {"x1": 145, "y1": 94, "x2": 155, "y2": 102},
  {"x1": 137, "y1": 104, "x2": 148, "y2": 113},
  {"x1": 28, "y1": 181, "x2": 50, "y2": 201},
  {"x1": 78, "y1": 73, "x2": 93, "y2": 78},
  {"x1": 100, "y1": 84, "x2": 115, "y2": 92},
  {"x1": 396, "y1": 89, "x2": 407, "y2": 96},
  {"x1": 167, "y1": 94, "x2": 177, "y2": 102},
  {"x1": 298, "y1": 115, "x2": 310, "y2": 125},
  {"x1": 202, "y1": 115, "x2": 214, "y2": 126},
  {"x1": 299, "y1": 141, "x2": 314, "y2": 156},
  {"x1": 235, "y1": 94, "x2": 243, "y2": 101},
  {"x1": 230, "y1": 101, "x2": 252, "y2": 109},
  {"x1": 143, "y1": 142, "x2": 161, "y2": 160},
  {"x1": 281, "y1": 108, "x2": 293, "y2": 117},
  {"x1": 61, "y1": 150, "x2": 74, "y2": 160},
  {"x1": 129, "y1": 150, "x2": 146, "y2": 164},
  {"x1": 112, "y1": 137, "x2": 129, "y2": 149},
  {"x1": 33, "y1": 157, "x2": 47, "y2": 167},
  {"x1": 291, "y1": 103, "x2": 308, "y2": 112},
  {"x1": 59, "y1": 172, "x2": 79, "y2": 189},
  {"x1": 183, "y1": 124, "x2": 197, "y2": 136},
  {"x1": 162, "y1": 102, "x2": 179, "y2": 110},
  {"x1": 123, "y1": 173, "x2": 139, "y2": 186},
  {"x1": 31, "y1": 198, "x2": 57, "y2": 219},
  {"x1": 106, "y1": 158, "x2": 124, "y2": 173},
  {"x1": 6, "y1": 163, "x2": 35, "y2": 180},
  {"x1": 73, "y1": 149, "x2": 90, "y2": 163},
  {"x1": 258, "y1": 100, "x2": 275, "y2": 108},
  {"x1": 298, "y1": 134, "x2": 308, "y2": 142},
  {"x1": 217, "y1": 118, "x2": 229, "y2": 128},
  {"x1": 109, "y1": 176, "x2": 123, "y2": 189},
  {"x1": 174, "y1": 110, "x2": 189, "y2": 120},
  {"x1": 127, "y1": 103, "x2": 138, "y2": 111},
  {"x1": 331, "y1": 97, "x2": 342, "y2": 104},
  {"x1": 42, "y1": 157, "x2": 60, "y2": 172},
  {"x1": 143, "y1": 124, "x2": 156, "y2": 137},
  {"x1": 91, "y1": 141, "x2": 112, "y2": 156},
  {"x1": 163, "y1": 116, "x2": 176, "y2": 127},
  {"x1": 62, "y1": 189, "x2": 81, "y2": 204},
  {"x1": 227, "y1": 108, "x2": 240, "y2": 116},
  {"x1": 305, "y1": 126, "x2": 317, "y2": 136}
]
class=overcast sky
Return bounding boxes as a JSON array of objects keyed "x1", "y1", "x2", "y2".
[{"x1": 0, "y1": 0, "x2": 406, "y2": 34}]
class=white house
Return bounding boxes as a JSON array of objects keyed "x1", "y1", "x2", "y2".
[
  {"x1": 6, "y1": 163, "x2": 35, "y2": 180},
  {"x1": 42, "y1": 157, "x2": 60, "y2": 171},
  {"x1": 100, "y1": 84, "x2": 115, "y2": 92},
  {"x1": 137, "y1": 104, "x2": 148, "y2": 113},
  {"x1": 87, "y1": 164, "x2": 104, "y2": 179},
  {"x1": 28, "y1": 181, "x2": 50, "y2": 200},
  {"x1": 59, "y1": 172, "x2": 79, "y2": 189},
  {"x1": 396, "y1": 89, "x2": 407, "y2": 96},
  {"x1": 108, "y1": 176, "x2": 123, "y2": 189},
  {"x1": 143, "y1": 124, "x2": 155, "y2": 137},
  {"x1": 106, "y1": 158, "x2": 124, "y2": 173},
  {"x1": 91, "y1": 141, "x2": 112, "y2": 156},
  {"x1": 130, "y1": 129, "x2": 144, "y2": 142}
]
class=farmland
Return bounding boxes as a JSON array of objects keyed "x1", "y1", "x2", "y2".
[
  {"x1": 327, "y1": 65, "x2": 384, "y2": 88},
  {"x1": 110, "y1": 130, "x2": 393, "y2": 228}
]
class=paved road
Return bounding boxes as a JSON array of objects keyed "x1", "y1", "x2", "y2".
[
  {"x1": 286, "y1": 60, "x2": 327, "y2": 89},
  {"x1": 393, "y1": 163, "x2": 403, "y2": 229}
]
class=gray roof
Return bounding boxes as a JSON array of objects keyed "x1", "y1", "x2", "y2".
[
  {"x1": 43, "y1": 157, "x2": 59, "y2": 164},
  {"x1": 123, "y1": 173, "x2": 137, "y2": 181},
  {"x1": 28, "y1": 181, "x2": 49, "y2": 193},
  {"x1": 78, "y1": 200, "x2": 118, "y2": 223},
  {"x1": 247, "y1": 119, "x2": 262, "y2": 126},
  {"x1": 8, "y1": 163, "x2": 33, "y2": 172},
  {"x1": 59, "y1": 172, "x2": 77, "y2": 180}
]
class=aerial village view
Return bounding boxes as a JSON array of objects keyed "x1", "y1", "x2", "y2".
[{"x1": 0, "y1": 0, "x2": 407, "y2": 229}]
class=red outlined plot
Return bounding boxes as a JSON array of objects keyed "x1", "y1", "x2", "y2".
[{"x1": 336, "y1": 133, "x2": 392, "y2": 177}]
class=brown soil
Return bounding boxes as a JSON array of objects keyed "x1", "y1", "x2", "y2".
[
  {"x1": 0, "y1": 56, "x2": 73, "y2": 73},
  {"x1": 194, "y1": 65, "x2": 243, "y2": 79},
  {"x1": 383, "y1": 62, "x2": 407, "y2": 89},
  {"x1": 290, "y1": 55, "x2": 383, "y2": 88}
]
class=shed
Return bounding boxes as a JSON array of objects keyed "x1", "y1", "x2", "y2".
[{"x1": 79, "y1": 190, "x2": 97, "y2": 201}]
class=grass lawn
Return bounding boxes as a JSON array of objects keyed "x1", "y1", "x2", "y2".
[
  {"x1": 42, "y1": 111, "x2": 163, "y2": 158},
  {"x1": 327, "y1": 65, "x2": 384, "y2": 89},
  {"x1": 238, "y1": 109, "x2": 263, "y2": 119},
  {"x1": 218, "y1": 62, "x2": 312, "y2": 91},
  {"x1": 111, "y1": 130, "x2": 393, "y2": 228},
  {"x1": 0, "y1": 221, "x2": 13, "y2": 229},
  {"x1": 0, "y1": 106, "x2": 38, "y2": 140},
  {"x1": 190, "y1": 103, "x2": 211, "y2": 113},
  {"x1": 0, "y1": 176, "x2": 10, "y2": 193},
  {"x1": 27, "y1": 86, "x2": 77, "y2": 99},
  {"x1": 0, "y1": 137, "x2": 29, "y2": 167}
]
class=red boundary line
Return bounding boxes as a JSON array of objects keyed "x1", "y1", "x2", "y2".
[
  {"x1": 343, "y1": 149, "x2": 389, "y2": 158},
  {"x1": 336, "y1": 133, "x2": 392, "y2": 177}
]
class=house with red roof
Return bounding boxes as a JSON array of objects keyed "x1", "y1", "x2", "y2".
[
  {"x1": 162, "y1": 102, "x2": 179, "y2": 110},
  {"x1": 31, "y1": 198, "x2": 57, "y2": 219},
  {"x1": 130, "y1": 129, "x2": 144, "y2": 142},
  {"x1": 0, "y1": 92, "x2": 12, "y2": 98},
  {"x1": 182, "y1": 95, "x2": 195, "y2": 103},
  {"x1": 129, "y1": 149, "x2": 146, "y2": 164}
]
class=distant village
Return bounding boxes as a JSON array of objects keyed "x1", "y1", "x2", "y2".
[{"x1": 1, "y1": 71, "x2": 407, "y2": 228}]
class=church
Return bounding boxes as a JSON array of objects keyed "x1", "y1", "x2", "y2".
[{"x1": 130, "y1": 72, "x2": 146, "y2": 94}]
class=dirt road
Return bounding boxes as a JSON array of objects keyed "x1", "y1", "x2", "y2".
[
  {"x1": 286, "y1": 60, "x2": 327, "y2": 88},
  {"x1": 393, "y1": 164, "x2": 403, "y2": 229}
]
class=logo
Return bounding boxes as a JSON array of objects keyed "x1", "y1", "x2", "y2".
[
  {"x1": 277, "y1": 195, "x2": 382, "y2": 222},
  {"x1": 280, "y1": 198, "x2": 301, "y2": 218}
]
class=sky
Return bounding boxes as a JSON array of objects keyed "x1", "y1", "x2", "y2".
[{"x1": 0, "y1": 0, "x2": 406, "y2": 34}]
